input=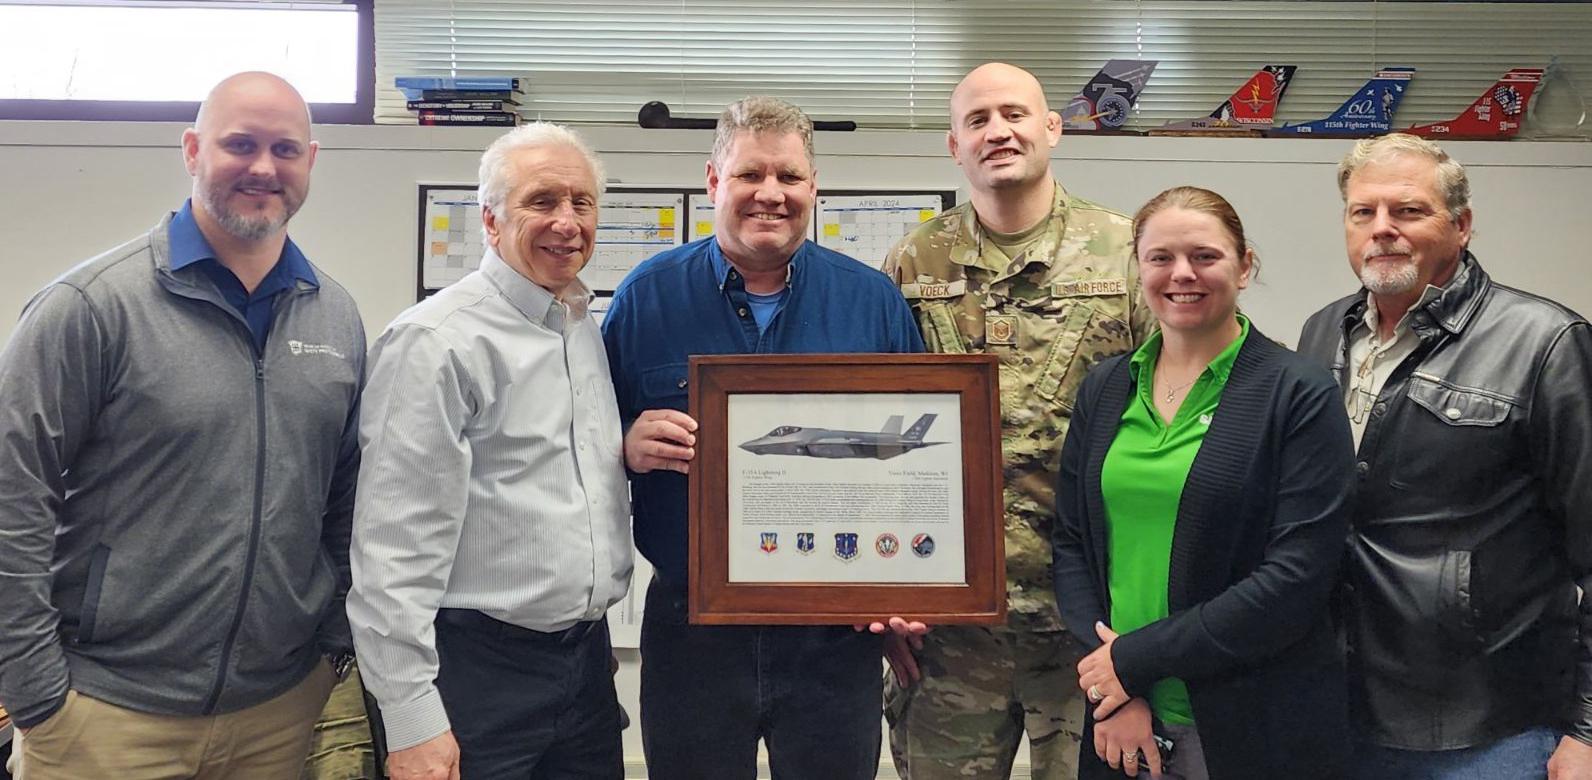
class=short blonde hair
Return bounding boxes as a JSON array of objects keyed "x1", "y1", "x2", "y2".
[
  {"x1": 1337, "y1": 133, "x2": 1470, "y2": 223},
  {"x1": 710, "y1": 96, "x2": 814, "y2": 168}
]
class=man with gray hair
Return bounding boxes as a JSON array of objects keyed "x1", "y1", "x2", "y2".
[
  {"x1": 349, "y1": 122, "x2": 631, "y2": 780},
  {"x1": 1298, "y1": 132, "x2": 1592, "y2": 778},
  {"x1": 0, "y1": 71, "x2": 363, "y2": 778},
  {"x1": 603, "y1": 96, "x2": 923, "y2": 778}
]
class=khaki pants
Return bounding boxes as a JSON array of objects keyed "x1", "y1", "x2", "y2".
[{"x1": 20, "y1": 663, "x2": 335, "y2": 780}]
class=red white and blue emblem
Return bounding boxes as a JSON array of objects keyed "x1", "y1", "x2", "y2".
[
  {"x1": 834, "y1": 532, "x2": 860, "y2": 561},
  {"x1": 760, "y1": 532, "x2": 778, "y2": 554},
  {"x1": 796, "y1": 532, "x2": 815, "y2": 555},
  {"x1": 1493, "y1": 84, "x2": 1523, "y2": 115},
  {"x1": 875, "y1": 533, "x2": 900, "y2": 558},
  {"x1": 911, "y1": 533, "x2": 935, "y2": 558}
]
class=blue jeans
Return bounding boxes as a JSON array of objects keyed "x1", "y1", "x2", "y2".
[
  {"x1": 1354, "y1": 727, "x2": 1557, "y2": 780},
  {"x1": 434, "y1": 609, "x2": 623, "y2": 780},
  {"x1": 639, "y1": 576, "x2": 884, "y2": 780}
]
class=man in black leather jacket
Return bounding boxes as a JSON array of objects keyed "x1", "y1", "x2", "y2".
[{"x1": 1298, "y1": 133, "x2": 1592, "y2": 779}]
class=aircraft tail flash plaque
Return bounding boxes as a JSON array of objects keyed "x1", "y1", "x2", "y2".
[
  {"x1": 1407, "y1": 68, "x2": 1546, "y2": 141},
  {"x1": 1267, "y1": 67, "x2": 1416, "y2": 138},
  {"x1": 1060, "y1": 60, "x2": 1159, "y2": 133},
  {"x1": 1153, "y1": 65, "x2": 1297, "y2": 135}
]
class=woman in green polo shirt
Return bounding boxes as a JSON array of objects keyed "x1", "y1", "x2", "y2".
[{"x1": 1052, "y1": 187, "x2": 1356, "y2": 780}]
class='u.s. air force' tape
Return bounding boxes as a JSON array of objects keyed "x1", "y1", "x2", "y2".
[
  {"x1": 900, "y1": 280, "x2": 967, "y2": 300},
  {"x1": 1052, "y1": 278, "x2": 1127, "y2": 297}
]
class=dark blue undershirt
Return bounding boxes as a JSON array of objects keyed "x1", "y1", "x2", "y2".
[{"x1": 167, "y1": 200, "x2": 318, "y2": 353}]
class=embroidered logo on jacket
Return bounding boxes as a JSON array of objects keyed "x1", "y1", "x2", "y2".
[{"x1": 287, "y1": 340, "x2": 347, "y2": 359}]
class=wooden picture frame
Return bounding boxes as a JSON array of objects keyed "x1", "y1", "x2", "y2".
[{"x1": 688, "y1": 353, "x2": 1005, "y2": 625}]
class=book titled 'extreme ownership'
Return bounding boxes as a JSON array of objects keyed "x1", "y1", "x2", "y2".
[{"x1": 417, "y1": 111, "x2": 522, "y2": 127}]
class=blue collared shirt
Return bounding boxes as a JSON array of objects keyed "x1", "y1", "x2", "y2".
[
  {"x1": 602, "y1": 237, "x2": 924, "y2": 586},
  {"x1": 167, "y1": 200, "x2": 318, "y2": 352}
]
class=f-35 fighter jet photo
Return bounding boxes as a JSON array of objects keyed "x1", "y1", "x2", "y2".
[{"x1": 739, "y1": 413, "x2": 945, "y2": 460}]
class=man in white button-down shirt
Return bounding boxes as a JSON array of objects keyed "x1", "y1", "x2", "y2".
[{"x1": 348, "y1": 122, "x2": 631, "y2": 780}]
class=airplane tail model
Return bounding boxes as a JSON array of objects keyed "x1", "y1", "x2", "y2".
[
  {"x1": 1267, "y1": 67, "x2": 1416, "y2": 138},
  {"x1": 1407, "y1": 68, "x2": 1545, "y2": 140},
  {"x1": 1060, "y1": 60, "x2": 1159, "y2": 132},
  {"x1": 1157, "y1": 65, "x2": 1298, "y2": 132},
  {"x1": 739, "y1": 413, "x2": 945, "y2": 460}
]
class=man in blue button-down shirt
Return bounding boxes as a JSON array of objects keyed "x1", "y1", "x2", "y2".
[{"x1": 603, "y1": 96, "x2": 924, "y2": 780}]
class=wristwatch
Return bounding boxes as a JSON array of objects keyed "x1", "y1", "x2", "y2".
[{"x1": 325, "y1": 651, "x2": 356, "y2": 682}]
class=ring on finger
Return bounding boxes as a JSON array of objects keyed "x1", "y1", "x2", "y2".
[
  {"x1": 1087, "y1": 684, "x2": 1104, "y2": 703},
  {"x1": 1123, "y1": 751, "x2": 1139, "y2": 765}
]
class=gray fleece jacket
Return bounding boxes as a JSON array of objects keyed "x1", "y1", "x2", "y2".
[{"x1": 0, "y1": 213, "x2": 364, "y2": 728}]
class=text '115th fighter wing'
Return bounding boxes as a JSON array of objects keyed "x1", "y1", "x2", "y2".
[{"x1": 1267, "y1": 67, "x2": 1416, "y2": 138}]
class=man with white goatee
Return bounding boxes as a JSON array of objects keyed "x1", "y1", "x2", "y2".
[{"x1": 1298, "y1": 132, "x2": 1592, "y2": 779}]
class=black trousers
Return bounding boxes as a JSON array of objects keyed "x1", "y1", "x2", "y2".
[
  {"x1": 639, "y1": 578, "x2": 884, "y2": 780},
  {"x1": 434, "y1": 609, "x2": 623, "y2": 780}
]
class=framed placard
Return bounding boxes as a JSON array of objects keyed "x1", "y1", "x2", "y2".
[{"x1": 688, "y1": 353, "x2": 1004, "y2": 625}]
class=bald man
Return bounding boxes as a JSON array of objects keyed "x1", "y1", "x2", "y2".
[
  {"x1": 0, "y1": 71, "x2": 364, "y2": 779},
  {"x1": 881, "y1": 63, "x2": 1152, "y2": 780}
]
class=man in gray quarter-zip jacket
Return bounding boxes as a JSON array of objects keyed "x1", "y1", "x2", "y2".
[{"x1": 0, "y1": 71, "x2": 365, "y2": 780}]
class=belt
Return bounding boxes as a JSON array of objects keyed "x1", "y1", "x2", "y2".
[{"x1": 436, "y1": 608, "x2": 605, "y2": 646}]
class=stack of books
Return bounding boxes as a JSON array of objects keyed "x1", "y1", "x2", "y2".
[{"x1": 395, "y1": 76, "x2": 527, "y2": 127}]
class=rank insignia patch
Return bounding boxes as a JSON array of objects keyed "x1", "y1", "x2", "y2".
[{"x1": 985, "y1": 314, "x2": 1018, "y2": 346}]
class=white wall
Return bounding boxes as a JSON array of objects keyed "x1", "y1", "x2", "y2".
[
  {"x1": 4, "y1": 123, "x2": 1591, "y2": 347},
  {"x1": 3, "y1": 120, "x2": 1591, "y2": 775}
]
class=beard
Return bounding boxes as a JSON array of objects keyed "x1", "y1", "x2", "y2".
[
  {"x1": 1358, "y1": 243, "x2": 1420, "y2": 296},
  {"x1": 199, "y1": 177, "x2": 303, "y2": 242}
]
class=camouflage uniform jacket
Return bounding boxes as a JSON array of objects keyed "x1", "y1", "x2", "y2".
[{"x1": 883, "y1": 182, "x2": 1152, "y2": 632}]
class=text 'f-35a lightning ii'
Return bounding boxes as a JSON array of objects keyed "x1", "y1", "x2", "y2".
[{"x1": 739, "y1": 413, "x2": 945, "y2": 460}]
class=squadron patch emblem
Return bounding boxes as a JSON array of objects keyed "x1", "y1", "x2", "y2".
[
  {"x1": 834, "y1": 533, "x2": 859, "y2": 562},
  {"x1": 875, "y1": 533, "x2": 900, "y2": 558}
]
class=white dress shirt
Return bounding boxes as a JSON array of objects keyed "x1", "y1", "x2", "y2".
[{"x1": 347, "y1": 249, "x2": 632, "y2": 751}]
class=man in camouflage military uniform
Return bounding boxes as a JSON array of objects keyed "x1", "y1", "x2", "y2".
[
  {"x1": 881, "y1": 62, "x2": 1152, "y2": 780},
  {"x1": 301, "y1": 669, "x2": 380, "y2": 780}
]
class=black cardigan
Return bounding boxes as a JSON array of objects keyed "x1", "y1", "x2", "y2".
[{"x1": 1052, "y1": 330, "x2": 1355, "y2": 779}]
